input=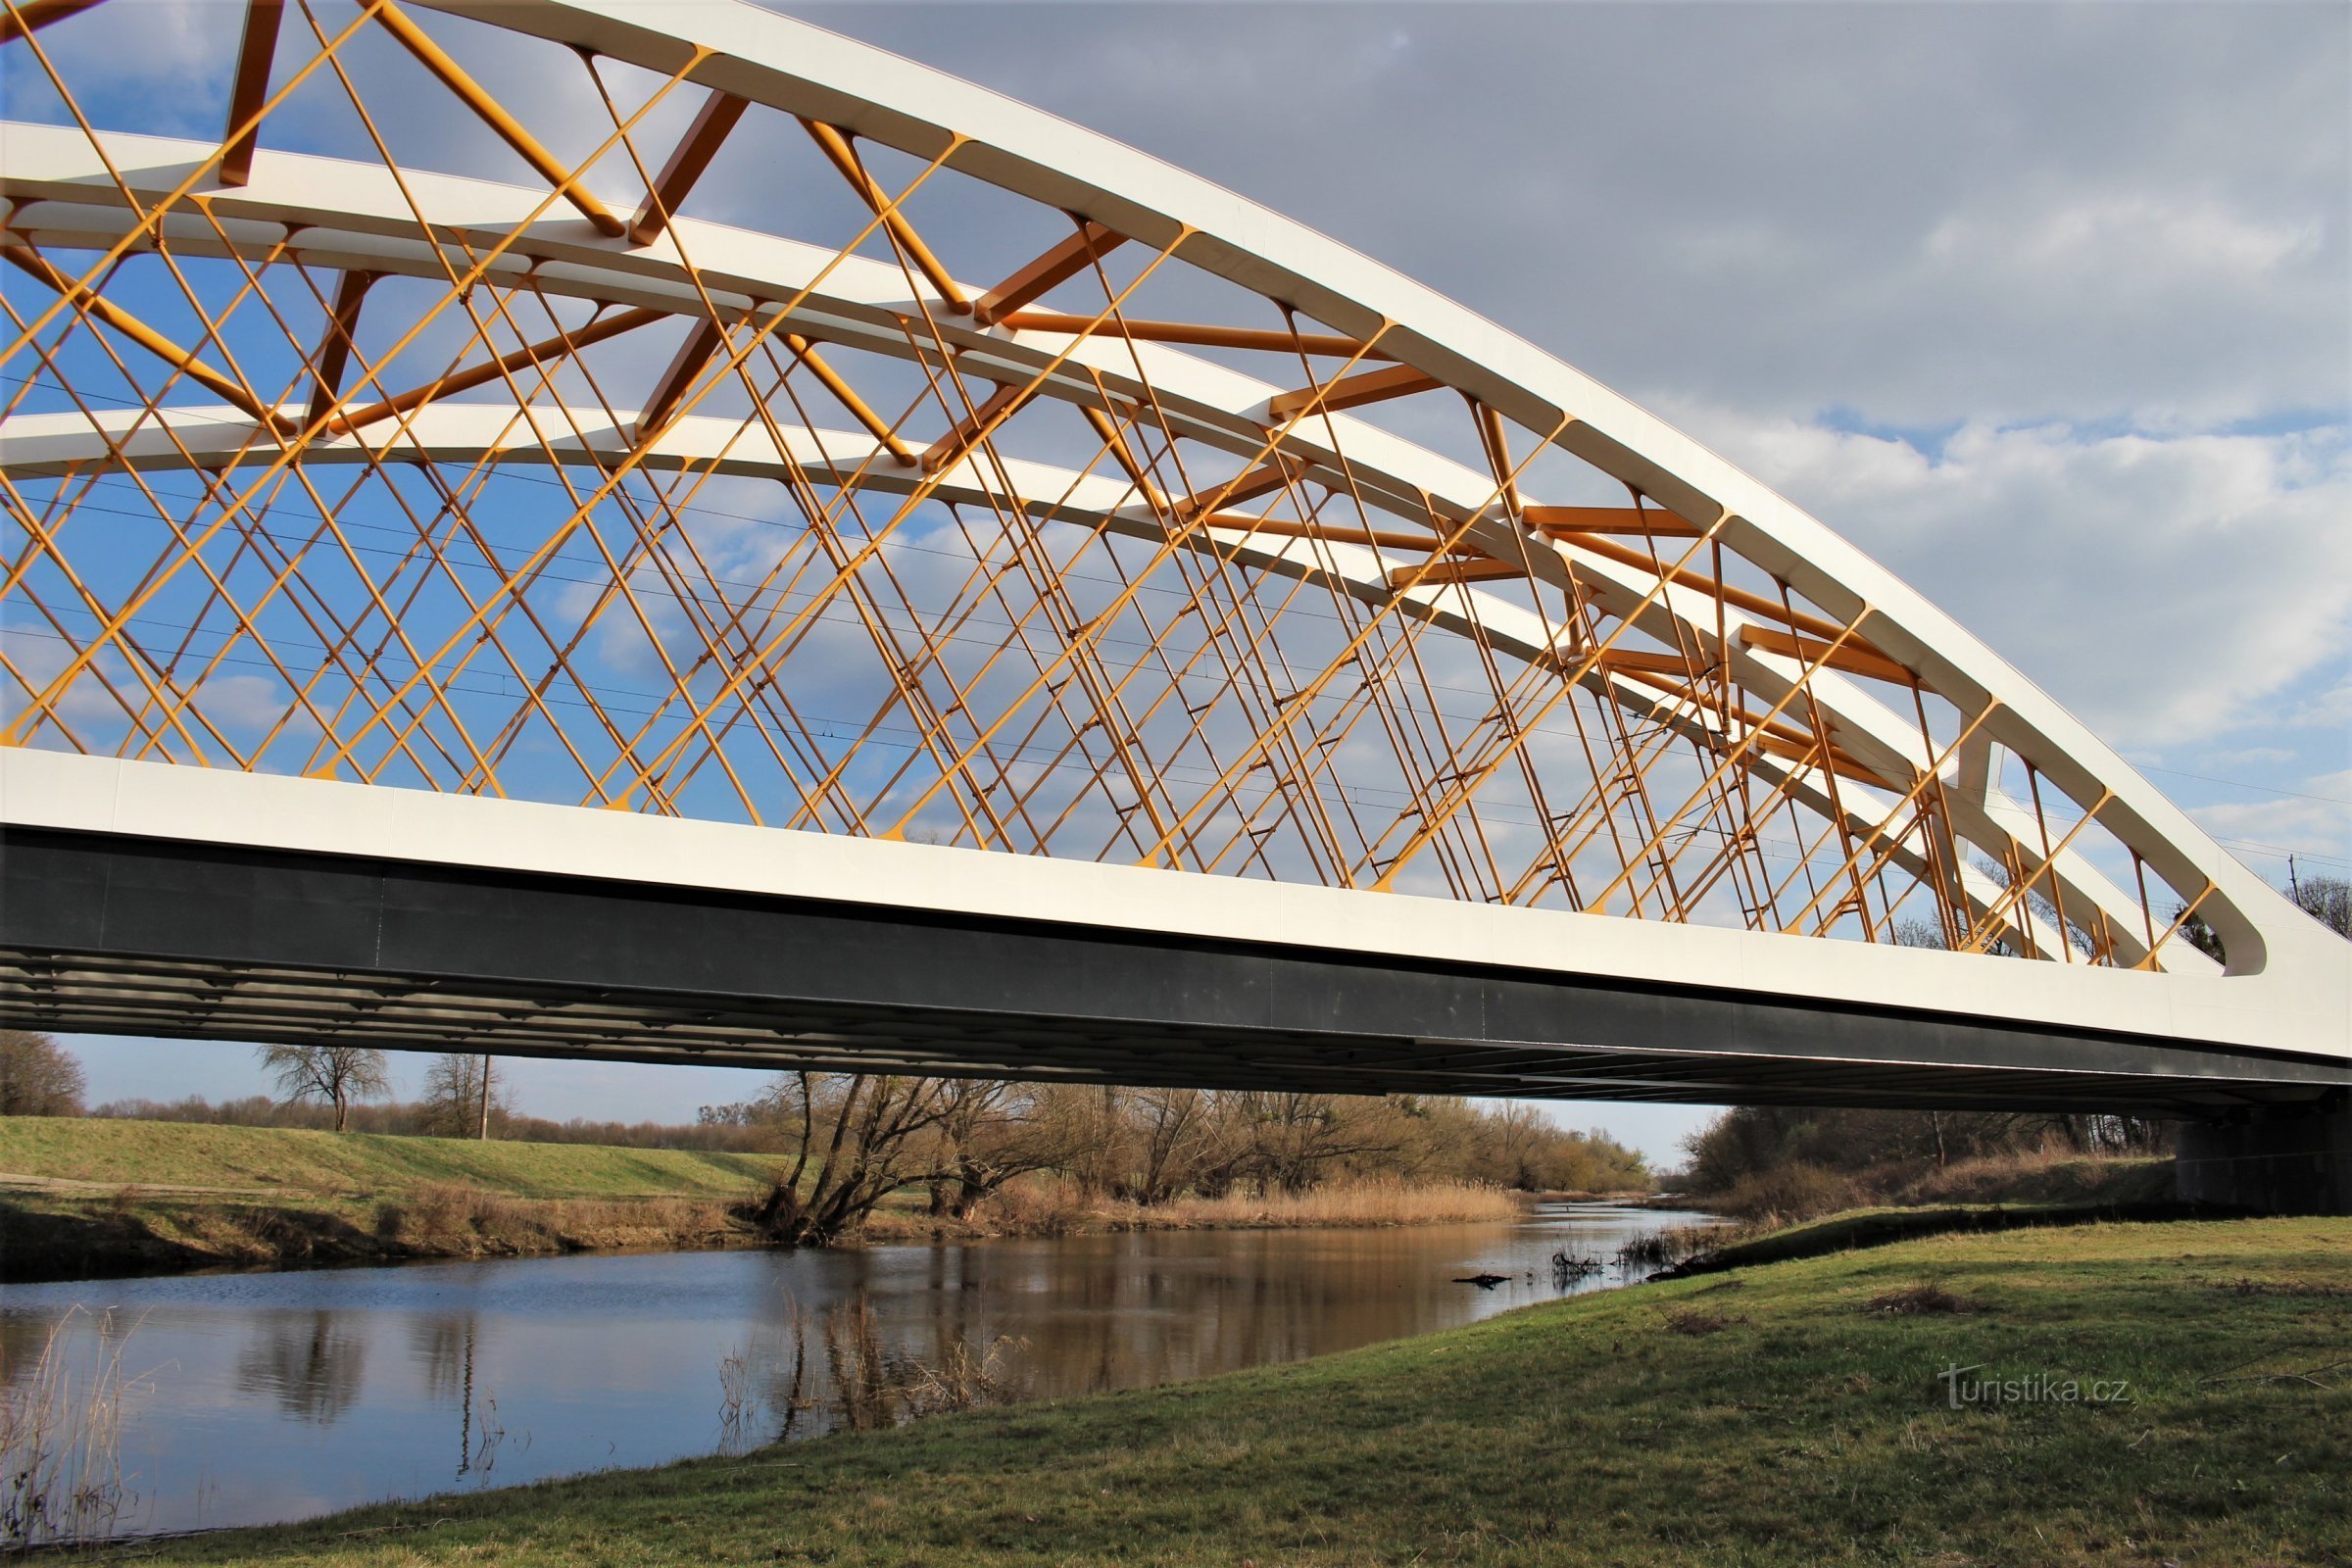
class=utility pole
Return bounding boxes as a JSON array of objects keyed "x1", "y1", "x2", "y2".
[{"x1": 477, "y1": 1054, "x2": 493, "y2": 1140}]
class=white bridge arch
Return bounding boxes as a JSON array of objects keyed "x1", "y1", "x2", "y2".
[{"x1": 0, "y1": 0, "x2": 2343, "y2": 1113}]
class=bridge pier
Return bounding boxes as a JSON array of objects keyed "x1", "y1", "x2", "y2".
[{"x1": 2175, "y1": 1093, "x2": 2352, "y2": 1215}]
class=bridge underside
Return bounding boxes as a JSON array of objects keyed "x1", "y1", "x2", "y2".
[{"x1": 3, "y1": 826, "x2": 2341, "y2": 1117}]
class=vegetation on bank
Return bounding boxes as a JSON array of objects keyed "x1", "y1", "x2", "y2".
[
  {"x1": 11, "y1": 1027, "x2": 1646, "y2": 1259},
  {"x1": 858, "y1": 1175, "x2": 1524, "y2": 1241},
  {"x1": 1674, "y1": 1102, "x2": 2180, "y2": 1224},
  {"x1": 123, "y1": 1216, "x2": 2352, "y2": 1567},
  {"x1": 0, "y1": 1119, "x2": 779, "y2": 1278},
  {"x1": 0, "y1": 1120, "x2": 1539, "y2": 1278}
]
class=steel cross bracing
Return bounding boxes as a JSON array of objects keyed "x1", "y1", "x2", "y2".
[{"x1": 0, "y1": 0, "x2": 2344, "y2": 1079}]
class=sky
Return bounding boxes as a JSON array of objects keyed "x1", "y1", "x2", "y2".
[{"x1": 29, "y1": 0, "x2": 2352, "y2": 1167}]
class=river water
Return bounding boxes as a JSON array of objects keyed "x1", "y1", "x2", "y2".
[{"x1": 0, "y1": 1200, "x2": 1717, "y2": 1538}]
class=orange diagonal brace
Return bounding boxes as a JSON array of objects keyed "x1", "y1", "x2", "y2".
[
  {"x1": 1002, "y1": 312, "x2": 1392, "y2": 361},
  {"x1": 218, "y1": 0, "x2": 287, "y2": 186},
  {"x1": 1386, "y1": 555, "x2": 1518, "y2": 589},
  {"x1": 628, "y1": 88, "x2": 749, "y2": 246},
  {"x1": 1566, "y1": 531, "x2": 1869, "y2": 648},
  {"x1": 0, "y1": 0, "x2": 106, "y2": 44},
  {"x1": 332, "y1": 306, "x2": 663, "y2": 432},
  {"x1": 1196, "y1": 514, "x2": 1451, "y2": 554},
  {"x1": 784, "y1": 333, "x2": 914, "y2": 466},
  {"x1": 974, "y1": 221, "x2": 1126, "y2": 325},
  {"x1": 1474, "y1": 402, "x2": 1520, "y2": 515},
  {"x1": 922, "y1": 379, "x2": 1026, "y2": 473},
  {"x1": 3, "y1": 243, "x2": 294, "y2": 433},
  {"x1": 373, "y1": 0, "x2": 627, "y2": 237},
  {"x1": 1173, "y1": 456, "x2": 1303, "y2": 520},
  {"x1": 1740, "y1": 625, "x2": 1919, "y2": 687},
  {"x1": 219, "y1": 0, "x2": 284, "y2": 186},
  {"x1": 801, "y1": 118, "x2": 968, "y2": 312},
  {"x1": 639, "y1": 317, "x2": 726, "y2": 436},
  {"x1": 1525, "y1": 505, "x2": 1701, "y2": 538},
  {"x1": 1593, "y1": 647, "x2": 1711, "y2": 679},
  {"x1": 304, "y1": 269, "x2": 376, "y2": 427},
  {"x1": 1267, "y1": 362, "x2": 1441, "y2": 420},
  {"x1": 1078, "y1": 403, "x2": 1164, "y2": 510}
]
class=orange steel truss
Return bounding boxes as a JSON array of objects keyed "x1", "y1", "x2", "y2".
[{"x1": 0, "y1": 0, "x2": 2221, "y2": 973}]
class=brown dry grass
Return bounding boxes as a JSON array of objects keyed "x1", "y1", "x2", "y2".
[
  {"x1": 1129, "y1": 1178, "x2": 1520, "y2": 1230},
  {"x1": 859, "y1": 1177, "x2": 1521, "y2": 1242},
  {"x1": 375, "y1": 1183, "x2": 737, "y2": 1254},
  {"x1": 1862, "y1": 1281, "x2": 1984, "y2": 1315}
]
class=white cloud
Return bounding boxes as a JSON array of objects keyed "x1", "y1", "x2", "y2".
[{"x1": 1656, "y1": 404, "x2": 2352, "y2": 754}]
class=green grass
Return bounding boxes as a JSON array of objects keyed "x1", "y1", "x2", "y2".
[
  {"x1": 142, "y1": 1217, "x2": 2351, "y2": 1566},
  {"x1": 0, "y1": 1117, "x2": 776, "y2": 1200}
]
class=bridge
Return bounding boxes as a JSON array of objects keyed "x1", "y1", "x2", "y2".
[{"x1": 1, "y1": 0, "x2": 2345, "y2": 1202}]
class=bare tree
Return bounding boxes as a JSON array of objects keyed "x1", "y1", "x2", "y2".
[
  {"x1": 925, "y1": 1081, "x2": 1087, "y2": 1218},
  {"x1": 255, "y1": 1044, "x2": 389, "y2": 1132},
  {"x1": 2291, "y1": 874, "x2": 2350, "y2": 939},
  {"x1": 1124, "y1": 1087, "x2": 1217, "y2": 1204},
  {"x1": 754, "y1": 1074, "x2": 959, "y2": 1245},
  {"x1": 421, "y1": 1054, "x2": 508, "y2": 1139},
  {"x1": 0, "y1": 1031, "x2": 85, "y2": 1116}
]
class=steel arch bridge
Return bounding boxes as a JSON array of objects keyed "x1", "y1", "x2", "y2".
[{"x1": 0, "y1": 0, "x2": 2344, "y2": 1119}]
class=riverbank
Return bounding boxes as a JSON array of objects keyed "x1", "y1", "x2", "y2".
[
  {"x1": 0, "y1": 1119, "x2": 776, "y2": 1278},
  {"x1": 125, "y1": 1215, "x2": 2350, "y2": 1565},
  {"x1": 0, "y1": 1120, "x2": 1531, "y2": 1278}
]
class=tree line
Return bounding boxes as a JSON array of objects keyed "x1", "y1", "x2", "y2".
[{"x1": 709, "y1": 1077, "x2": 1649, "y2": 1244}]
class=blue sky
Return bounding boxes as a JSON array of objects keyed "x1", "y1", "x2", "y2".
[{"x1": 15, "y1": 0, "x2": 2348, "y2": 1166}]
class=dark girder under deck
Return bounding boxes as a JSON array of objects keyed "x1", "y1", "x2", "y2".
[{"x1": 3, "y1": 826, "x2": 2342, "y2": 1116}]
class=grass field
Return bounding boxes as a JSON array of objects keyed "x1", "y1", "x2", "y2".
[
  {"x1": 133, "y1": 1216, "x2": 2351, "y2": 1567},
  {"x1": 0, "y1": 1118, "x2": 780, "y2": 1277},
  {"x1": 0, "y1": 1117, "x2": 775, "y2": 1199}
]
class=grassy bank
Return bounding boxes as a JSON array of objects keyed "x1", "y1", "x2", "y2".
[
  {"x1": 0, "y1": 1119, "x2": 777, "y2": 1277},
  {"x1": 127, "y1": 1216, "x2": 2350, "y2": 1566},
  {"x1": 0, "y1": 1122, "x2": 1533, "y2": 1278}
]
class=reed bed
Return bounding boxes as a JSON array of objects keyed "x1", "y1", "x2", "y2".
[
  {"x1": 1107, "y1": 1178, "x2": 1521, "y2": 1231},
  {"x1": 0, "y1": 1305, "x2": 147, "y2": 1549}
]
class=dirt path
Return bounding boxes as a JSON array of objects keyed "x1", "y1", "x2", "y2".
[{"x1": 0, "y1": 1170, "x2": 304, "y2": 1199}]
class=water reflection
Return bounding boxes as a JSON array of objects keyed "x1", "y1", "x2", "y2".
[
  {"x1": 0, "y1": 1201, "x2": 1717, "y2": 1537},
  {"x1": 235, "y1": 1311, "x2": 368, "y2": 1424}
]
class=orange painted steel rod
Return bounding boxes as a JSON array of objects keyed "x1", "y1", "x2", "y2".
[
  {"x1": 372, "y1": 0, "x2": 627, "y2": 237},
  {"x1": 922, "y1": 380, "x2": 1025, "y2": 472},
  {"x1": 1172, "y1": 457, "x2": 1302, "y2": 520},
  {"x1": 800, "y1": 118, "x2": 967, "y2": 311},
  {"x1": 639, "y1": 318, "x2": 726, "y2": 436},
  {"x1": 2, "y1": 244, "x2": 295, "y2": 432},
  {"x1": 1740, "y1": 625, "x2": 1918, "y2": 686},
  {"x1": 783, "y1": 334, "x2": 915, "y2": 466},
  {"x1": 627, "y1": 89, "x2": 749, "y2": 247},
  {"x1": 1268, "y1": 362, "x2": 1441, "y2": 419},
  {"x1": 974, "y1": 221, "x2": 1125, "y2": 325},
  {"x1": 219, "y1": 0, "x2": 284, "y2": 186},
  {"x1": 1194, "y1": 514, "x2": 1460, "y2": 554},
  {"x1": 1001, "y1": 311, "x2": 1392, "y2": 361},
  {"x1": 331, "y1": 306, "x2": 664, "y2": 432},
  {"x1": 1526, "y1": 505, "x2": 1701, "y2": 538},
  {"x1": 0, "y1": 0, "x2": 106, "y2": 44},
  {"x1": 304, "y1": 269, "x2": 375, "y2": 427},
  {"x1": 1386, "y1": 556, "x2": 1518, "y2": 589}
]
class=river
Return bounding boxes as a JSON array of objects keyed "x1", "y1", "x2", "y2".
[{"x1": 0, "y1": 1200, "x2": 1718, "y2": 1539}]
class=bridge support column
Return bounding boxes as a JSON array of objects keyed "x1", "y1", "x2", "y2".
[{"x1": 2175, "y1": 1093, "x2": 2352, "y2": 1215}]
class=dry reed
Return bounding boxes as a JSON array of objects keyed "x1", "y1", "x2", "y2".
[
  {"x1": 1112, "y1": 1177, "x2": 1519, "y2": 1230},
  {"x1": 0, "y1": 1305, "x2": 148, "y2": 1548}
]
